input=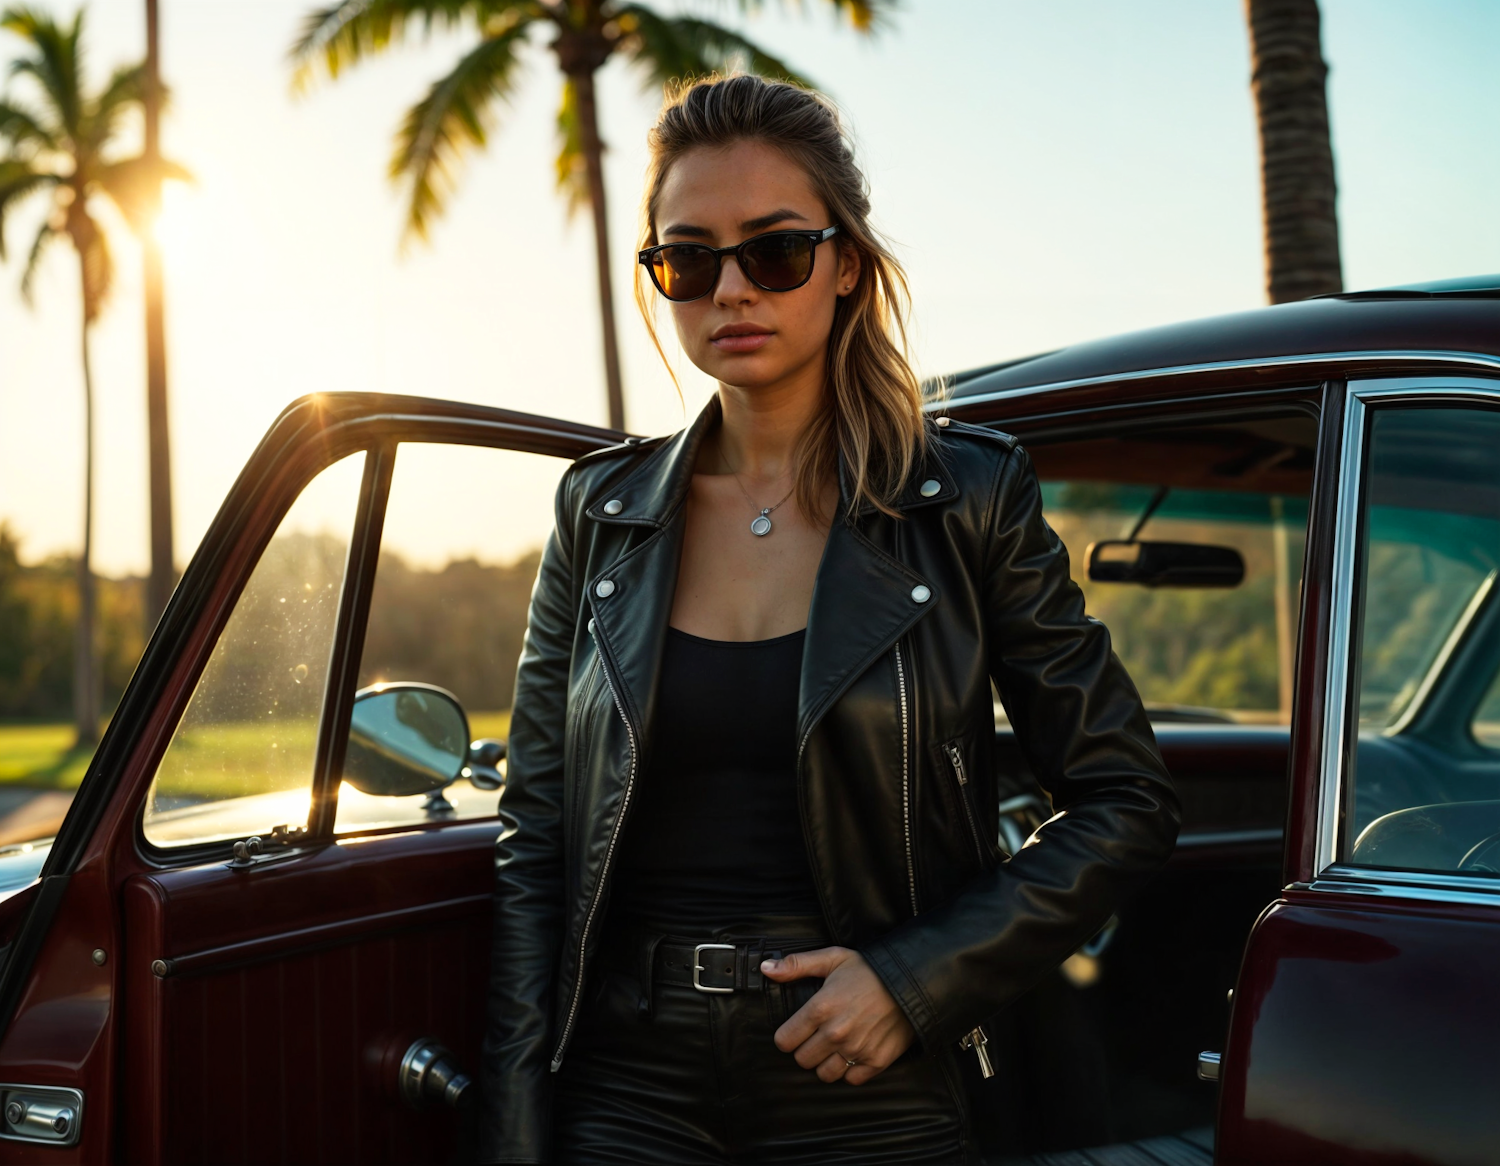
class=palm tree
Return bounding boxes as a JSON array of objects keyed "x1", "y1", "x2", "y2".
[
  {"x1": 1245, "y1": 0, "x2": 1342, "y2": 303},
  {"x1": 0, "y1": 6, "x2": 183, "y2": 746},
  {"x1": 290, "y1": 0, "x2": 892, "y2": 431}
]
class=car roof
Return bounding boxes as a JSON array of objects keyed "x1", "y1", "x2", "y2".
[{"x1": 948, "y1": 279, "x2": 1500, "y2": 403}]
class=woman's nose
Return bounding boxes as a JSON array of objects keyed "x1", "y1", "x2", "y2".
[{"x1": 713, "y1": 254, "x2": 759, "y2": 307}]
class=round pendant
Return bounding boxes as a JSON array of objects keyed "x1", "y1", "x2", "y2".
[{"x1": 750, "y1": 514, "x2": 773, "y2": 537}]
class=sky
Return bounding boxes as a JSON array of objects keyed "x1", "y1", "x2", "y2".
[{"x1": 1, "y1": 0, "x2": 1497, "y2": 575}]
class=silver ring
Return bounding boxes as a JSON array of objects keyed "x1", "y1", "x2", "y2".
[{"x1": 843, "y1": 1057, "x2": 858, "y2": 1069}]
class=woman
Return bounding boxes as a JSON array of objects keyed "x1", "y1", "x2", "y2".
[{"x1": 480, "y1": 75, "x2": 1178, "y2": 1164}]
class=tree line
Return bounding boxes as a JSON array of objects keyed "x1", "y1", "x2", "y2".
[{"x1": 0, "y1": 521, "x2": 543, "y2": 724}]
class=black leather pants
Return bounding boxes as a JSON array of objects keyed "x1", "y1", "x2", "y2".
[{"x1": 553, "y1": 920, "x2": 974, "y2": 1164}]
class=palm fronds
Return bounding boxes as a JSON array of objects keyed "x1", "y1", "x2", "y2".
[
  {"x1": 289, "y1": 0, "x2": 523, "y2": 89},
  {"x1": 615, "y1": 7, "x2": 811, "y2": 89},
  {"x1": 389, "y1": 15, "x2": 534, "y2": 239},
  {"x1": 0, "y1": 157, "x2": 50, "y2": 258}
]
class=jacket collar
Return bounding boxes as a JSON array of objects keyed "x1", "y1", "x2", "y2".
[
  {"x1": 585, "y1": 396, "x2": 960, "y2": 530},
  {"x1": 585, "y1": 395, "x2": 943, "y2": 758}
]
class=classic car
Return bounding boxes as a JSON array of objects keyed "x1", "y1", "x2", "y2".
[{"x1": 0, "y1": 274, "x2": 1496, "y2": 1164}]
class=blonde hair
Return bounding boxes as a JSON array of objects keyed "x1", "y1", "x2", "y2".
[{"x1": 635, "y1": 74, "x2": 926, "y2": 522}]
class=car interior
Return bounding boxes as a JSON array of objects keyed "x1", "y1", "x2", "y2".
[{"x1": 969, "y1": 409, "x2": 1319, "y2": 1164}]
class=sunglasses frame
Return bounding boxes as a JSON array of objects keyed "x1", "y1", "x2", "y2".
[{"x1": 638, "y1": 225, "x2": 840, "y2": 302}]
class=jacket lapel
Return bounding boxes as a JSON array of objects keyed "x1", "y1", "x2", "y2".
[
  {"x1": 797, "y1": 512, "x2": 936, "y2": 747},
  {"x1": 585, "y1": 396, "x2": 946, "y2": 759},
  {"x1": 584, "y1": 401, "x2": 719, "y2": 763}
]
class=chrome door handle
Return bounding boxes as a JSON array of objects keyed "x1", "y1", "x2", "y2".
[
  {"x1": 399, "y1": 1039, "x2": 472, "y2": 1109},
  {"x1": 0, "y1": 1085, "x2": 83, "y2": 1146},
  {"x1": 1197, "y1": 1050, "x2": 1222, "y2": 1082}
]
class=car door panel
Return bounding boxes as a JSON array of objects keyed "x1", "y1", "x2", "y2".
[
  {"x1": 121, "y1": 823, "x2": 496, "y2": 1164},
  {"x1": 1219, "y1": 896, "x2": 1500, "y2": 1165}
]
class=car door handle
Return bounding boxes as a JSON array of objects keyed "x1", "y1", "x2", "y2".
[
  {"x1": 1197, "y1": 1051, "x2": 1222, "y2": 1082},
  {"x1": 399, "y1": 1039, "x2": 473, "y2": 1110}
]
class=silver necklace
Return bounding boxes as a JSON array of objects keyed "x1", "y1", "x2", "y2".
[{"x1": 728, "y1": 469, "x2": 794, "y2": 537}]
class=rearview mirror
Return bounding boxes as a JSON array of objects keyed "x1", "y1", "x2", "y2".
[
  {"x1": 344, "y1": 684, "x2": 470, "y2": 798},
  {"x1": 1085, "y1": 540, "x2": 1245, "y2": 588}
]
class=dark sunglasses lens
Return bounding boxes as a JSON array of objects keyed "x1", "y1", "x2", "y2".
[
  {"x1": 654, "y1": 245, "x2": 718, "y2": 300},
  {"x1": 741, "y1": 234, "x2": 814, "y2": 290}
]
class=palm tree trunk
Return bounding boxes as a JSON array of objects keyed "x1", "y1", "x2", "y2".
[
  {"x1": 74, "y1": 261, "x2": 99, "y2": 749},
  {"x1": 573, "y1": 68, "x2": 626, "y2": 432},
  {"x1": 144, "y1": 0, "x2": 175, "y2": 623},
  {"x1": 1245, "y1": 0, "x2": 1343, "y2": 303}
]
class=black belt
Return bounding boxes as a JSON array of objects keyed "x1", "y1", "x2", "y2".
[{"x1": 603, "y1": 929, "x2": 829, "y2": 1017}]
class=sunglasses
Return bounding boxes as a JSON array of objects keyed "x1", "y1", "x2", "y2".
[{"x1": 638, "y1": 226, "x2": 840, "y2": 302}]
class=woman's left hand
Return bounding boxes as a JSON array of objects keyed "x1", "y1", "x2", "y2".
[{"x1": 760, "y1": 947, "x2": 916, "y2": 1084}]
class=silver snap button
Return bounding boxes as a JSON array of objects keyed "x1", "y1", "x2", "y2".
[
  {"x1": 587, "y1": 618, "x2": 596, "y2": 635},
  {"x1": 595, "y1": 580, "x2": 616, "y2": 598},
  {"x1": 911, "y1": 585, "x2": 931, "y2": 604},
  {"x1": 935, "y1": 416, "x2": 951, "y2": 427},
  {"x1": 602, "y1": 499, "x2": 623, "y2": 515},
  {"x1": 919, "y1": 479, "x2": 941, "y2": 498}
]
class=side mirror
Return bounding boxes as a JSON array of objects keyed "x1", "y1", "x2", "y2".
[
  {"x1": 1086, "y1": 540, "x2": 1245, "y2": 588},
  {"x1": 344, "y1": 684, "x2": 470, "y2": 798}
]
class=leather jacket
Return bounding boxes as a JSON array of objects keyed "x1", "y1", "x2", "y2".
[{"x1": 479, "y1": 399, "x2": 1179, "y2": 1163}]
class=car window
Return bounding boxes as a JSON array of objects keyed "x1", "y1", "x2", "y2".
[
  {"x1": 143, "y1": 452, "x2": 367, "y2": 848},
  {"x1": 332, "y1": 442, "x2": 568, "y2": 835},
  {"x1": 1473, "y1": 668, "x2": 1500, "y2": 750},
  {"x1": 1343, "y1": 406, "x2": 1500, "y2": 874},
  {"x1": 1030, "y1": 417, "x2": 1314, "y2": 726}
]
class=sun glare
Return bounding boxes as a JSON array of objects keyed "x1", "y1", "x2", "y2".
[{"x1": 151, "y1": 182, "x2": 198, "y2": 254}]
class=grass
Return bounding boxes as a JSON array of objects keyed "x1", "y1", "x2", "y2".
[
  {"x1": 0, "y1": 709, "x2": 514, "y2": 795},
  {"x1": 0, "y1": 724, "x2": 95, "y2": 790}
]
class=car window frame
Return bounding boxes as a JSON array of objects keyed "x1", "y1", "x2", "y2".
[
  {"x1": 1313, "y1": 374, "x2": 1500, "y2": 904},
  {"x1": 126, "y1": 412, "x2": 615, "y2": 874}
]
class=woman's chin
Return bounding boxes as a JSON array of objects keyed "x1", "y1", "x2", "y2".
[{"x1": 697, "y1": 350, "x2": 791, "y2": 389}]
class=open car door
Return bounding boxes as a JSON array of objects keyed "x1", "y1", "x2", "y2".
[
  {"x1": 0, "y1": 394, "x2": 617, "y2": 1163},
  {"x1": 1217, "y1": 375, "x2": 1500, "y2": 1164}
]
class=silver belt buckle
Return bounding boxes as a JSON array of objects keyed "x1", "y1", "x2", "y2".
[{"x1": 692, "y1": 943, "x2": 736, "y2": 994}]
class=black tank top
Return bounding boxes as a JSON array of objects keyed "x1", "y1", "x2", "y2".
[{"x1": 612, "y1": 626, "x2": 822, "y2": 934}]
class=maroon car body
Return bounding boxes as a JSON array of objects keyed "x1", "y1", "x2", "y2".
[{"x1": 0, "y1": 279, "x2": 1496, "y2": 1164}]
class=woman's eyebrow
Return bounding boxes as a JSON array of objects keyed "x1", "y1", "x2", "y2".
[
  {"x1": 660, "y1": 222, "x2": 712, "y2": 237},
  {"x1": 742, "y1": 209, "x2": 808, "y2": 232}
]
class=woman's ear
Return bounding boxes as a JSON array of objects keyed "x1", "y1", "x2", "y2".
[{"x1": 835, "y1": 243, "x2": 862, "y2": 297}]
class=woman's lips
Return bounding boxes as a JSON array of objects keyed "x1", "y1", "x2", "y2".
[{"x1": 711, "y1": 330, "x2": 772, "y2": 353}]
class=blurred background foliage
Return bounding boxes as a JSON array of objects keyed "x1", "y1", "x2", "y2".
[{"x1": 0, "y1": 523, "x2": 145, "y2": 721}]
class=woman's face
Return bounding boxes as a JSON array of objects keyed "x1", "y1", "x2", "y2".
[{"x1": 652, "y1": 139, "x2": 858, "y2": 393}]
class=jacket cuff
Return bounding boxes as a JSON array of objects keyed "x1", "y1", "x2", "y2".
[{"x1": 861, "y1": 938, "x2": 940, "y2": 1051}]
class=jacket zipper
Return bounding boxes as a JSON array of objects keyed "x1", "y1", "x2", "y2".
[
  {"x1": 944, "y1": 742, "x2": 987, "y2": 867},
  {"x1": 943, "y1": 742, "x2": 994, "y2": 1077},
  {"x1": 894, "y1": 643, "x2": 917, "y2": 917},
  {"x1": 550, "y1": 644, "x2": 638, "y2": 1072},
  {"x1": 960, "y1": 1025, "x2": 995, "y2": 1078}
]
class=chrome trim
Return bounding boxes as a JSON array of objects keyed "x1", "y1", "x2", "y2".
[
  {"x1": 1314, "y1": 374, "x2": 1500, "y2": 878},
  {"x1": 1310, "y1": 870, "x2": 1500, "y2": 908},
  {"x1": 936, "y1": 350, "x2": 1500, "y2": 412},
  {"x1": 691, "y1": 943, "x2": 737, "y2": 995},
  {"x1": 1197, "y1": 1051, "x2": 1222, "y2": 1083},
  {"x1": 1314, "y1": 388, "x2": 1368, "y2": 873}
]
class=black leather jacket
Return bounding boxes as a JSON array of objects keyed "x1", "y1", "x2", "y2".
[{"x1": 480, "y1": 400, "x2": 1178, "y2": 1162}]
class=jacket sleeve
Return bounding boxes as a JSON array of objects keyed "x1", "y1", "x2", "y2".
[
  {"x1": 862, "y1": 443, "x2": 1180, "y2": 1052},
  {"x1": 478, "y1": 470, "x2": 580, "y2": 1164}
]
